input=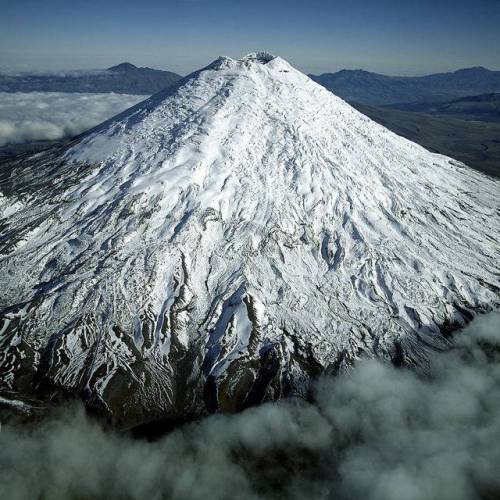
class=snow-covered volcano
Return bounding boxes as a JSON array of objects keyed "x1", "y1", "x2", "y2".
[{"x1": 1, "y1": 53, "x2": 499, "y2": 427}]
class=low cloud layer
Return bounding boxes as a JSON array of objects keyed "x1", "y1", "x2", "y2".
[
  {"x1": 0, "y1": 92, "x2": 146, "y2": 147},
  {"x1": 1, "y1": 312, "x2": 499, "y2": 500}
]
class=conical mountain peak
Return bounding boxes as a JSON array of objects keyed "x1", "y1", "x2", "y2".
[{"x1": 0, "y1": 55, "x2": 499, "y2": 427}]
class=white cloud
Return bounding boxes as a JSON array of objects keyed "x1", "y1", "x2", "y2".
[
  {"x1": 0, "y1": 92, "x2": 146, "y2": 147},
  {"x1": 1, "y1": 311, "x2": 499, "y2": 500}
]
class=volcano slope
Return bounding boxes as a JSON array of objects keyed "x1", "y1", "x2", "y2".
[{"x1": 0, "y1": 53, "x2": 499, "y2": 428}]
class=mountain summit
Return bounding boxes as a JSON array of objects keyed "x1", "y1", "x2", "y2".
[{"x1": 1, "y1": 54, "x2": 499, "y2": 427}]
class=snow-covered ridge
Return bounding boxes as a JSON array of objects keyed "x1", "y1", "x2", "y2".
[{"x1": 0, "y1": 54, "x2": 499, "y2": 427}]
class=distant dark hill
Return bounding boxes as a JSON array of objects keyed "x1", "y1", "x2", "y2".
[
  {"x1": 0, "y1": 63, "x2": 182, "y2": 95},
  {"x1": 108, "y1": 63, "x2": 139, "y2": 72},
  {"x1": 352, "y1": 102, "x2": 500, "y2": 178},
  {"x1": 388, "y1": 93, "x2": 500, "y2": 123},
  {"x1": 310, "y1": 67, "x2": 500, "y2": 105}
]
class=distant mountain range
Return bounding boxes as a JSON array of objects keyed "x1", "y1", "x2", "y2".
[
  {"x1": 310, "y1": 67, "x2": 500, "y2": 105},
  {"x1": 0, "y1": 63, "x2": 182, "y2": 95},
  {"x1": 387, "y1": 93, "x2": 500, "y2": 123}
]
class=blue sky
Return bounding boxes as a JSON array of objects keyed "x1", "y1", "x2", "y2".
[{"x1": 1, "y1": 0, "x2": 499, "y2": 75}]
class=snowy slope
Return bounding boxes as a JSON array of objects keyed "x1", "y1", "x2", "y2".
[{"x1": 0, "y1": 53, "x2": 499, "y2": 426}]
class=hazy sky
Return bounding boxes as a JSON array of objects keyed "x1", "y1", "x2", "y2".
[{"x1": 1, "y1": 0, "x2": 500, "y2": 75}]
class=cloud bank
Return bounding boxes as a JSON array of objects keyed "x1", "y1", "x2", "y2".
[
  {"x1": 0, "y1": 312, "x2": 499, "y2": 500},
  {"x1": 0, "y1": 92, "x2": 146, "y2": 147}
]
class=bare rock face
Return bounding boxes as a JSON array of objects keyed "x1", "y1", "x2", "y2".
[{"x1": 0, "y1": 54, "x2": 499, "y2": 428}]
